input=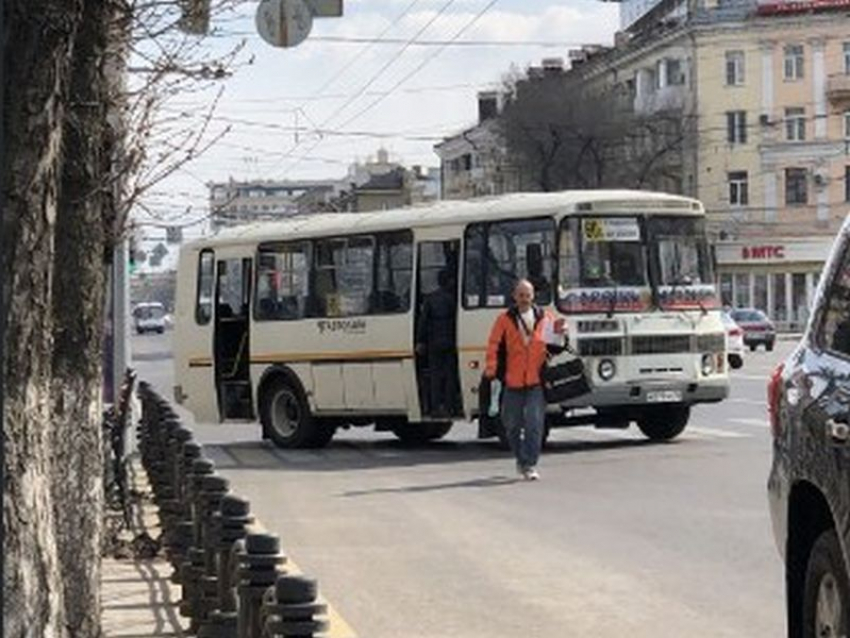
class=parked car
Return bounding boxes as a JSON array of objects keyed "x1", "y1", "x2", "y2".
[
  {"x1": 731, "y1": 308, "x2": 776, "y2": 351},
  {"x1": 721, "y1": 311, "x2": 744, "y2": 369},
  {"x1": 133, "y1": 302, "x2": 166, "y2": 335},
  {"x1": 768, "y1": 222, "x2": 850, "y2": 638}
]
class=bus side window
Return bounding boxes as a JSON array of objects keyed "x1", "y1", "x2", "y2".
[
  {"x1": 373, "y1": 231, "x2": 413, "y2": 314},
  {"x1": 255, "y1": 242, "x2": 311, "y2": 321},
  {"x1": 196, "y1": 249, "x2": 215, "y2": 325},
  {"x1": 463, "y1": 224, "x2": 486, "y2": 308}
]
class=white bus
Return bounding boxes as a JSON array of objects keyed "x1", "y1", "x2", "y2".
[{"x1": 173, "y1": 191, "x2": 729, "y2": 448}]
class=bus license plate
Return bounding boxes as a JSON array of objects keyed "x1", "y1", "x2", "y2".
[{"x1": 646, "y1": 390, "x2": 682, "y2": 403}]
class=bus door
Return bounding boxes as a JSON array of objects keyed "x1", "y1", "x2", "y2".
[
  {"x1": 214, "y1": 257, "x2": 254, "y2": 420},
  {"x1": 414, "y1": 240, "x2": 462, "y2": 419}
]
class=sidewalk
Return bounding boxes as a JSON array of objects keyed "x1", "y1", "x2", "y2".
[{"x1": 101, "y1": 459, "x2": 187, "y2": 638}]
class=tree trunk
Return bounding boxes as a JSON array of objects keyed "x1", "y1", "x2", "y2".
[
  {"x1": 2, "y1": 2, "x2": 83, "y2": 637},
  {"x1": 50, "y1": 1, "x2": 114, "y2": 634}
]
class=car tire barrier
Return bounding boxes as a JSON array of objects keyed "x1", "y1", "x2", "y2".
[{"x1": 137, "y1": 382, "x2": 330, "y2": 638}]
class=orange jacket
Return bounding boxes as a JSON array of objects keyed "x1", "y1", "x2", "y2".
[{"x1": 485, "y1": 307, "x2": 557, "y2": 390}]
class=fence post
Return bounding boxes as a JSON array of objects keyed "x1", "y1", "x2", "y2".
[
  {"x1": 262, "y1": 575, "x2": 328, "y2": 638},
  {"x1": 238, "y1": 533, "x2": 286, "y2": 638}
]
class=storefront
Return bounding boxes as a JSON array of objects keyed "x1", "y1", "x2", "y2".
[{"x1": 715, "y1": 238, "x2": 835, "y2": 331}]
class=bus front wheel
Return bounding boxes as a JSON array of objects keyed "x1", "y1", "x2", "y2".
[
  {"x1": 260, "y1": 377, "x2": 333, "y2": 449},
  {"x1": 636, "y1": 405, "x2": 690, "y2": 441}
]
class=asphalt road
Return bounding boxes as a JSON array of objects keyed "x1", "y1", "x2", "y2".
[{"x1": 132, "y1": 332, "x2": 792, "y2": 638}]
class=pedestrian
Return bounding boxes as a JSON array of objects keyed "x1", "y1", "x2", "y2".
[
  {"x1": 484, "y1": 279, "x2": 566, "y2": 481},
  {"x1": 416, "y1": 269, "x2": 458, "y2": 418}
]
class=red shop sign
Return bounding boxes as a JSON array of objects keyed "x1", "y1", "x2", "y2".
[{"x1": 742, "y1": 245, "x2": 786, "y2": 260}]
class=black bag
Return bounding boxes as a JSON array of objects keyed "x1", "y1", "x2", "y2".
[{"x1": 541, "y1": 355, "x2": 591, "y2": 403}]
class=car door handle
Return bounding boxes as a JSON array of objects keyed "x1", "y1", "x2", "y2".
[{"x1": 826, "y1": 419, "x2": 850, "y2": 445}]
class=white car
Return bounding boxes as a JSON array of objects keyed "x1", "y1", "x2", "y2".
[
  {"x1": 133, "y1": 302, "x2": 166, "y2": 335},
  {"x1": 721, "y1": 311, "x2": 744, "y2": 370}
]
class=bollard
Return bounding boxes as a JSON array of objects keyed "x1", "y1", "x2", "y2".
[
  {"x1": 197, "y1": 496, "x2": 254, "y2": 638},
  {"x1": 262, "y1": 575, "x2": 328, "y2": 638},
  {"x1": 181, "y1": 473, "x2": 230, "y2": 632},
  {"x1": 214, "y1": 496, "x2": 254, "y2": 612},
  {"x1": 238, "y1": 533, "x2": 287, "y2": 638},
  {"x1": 163, "y1": 442, "x2": 203, "y2": 574},
  {"x1": 159, "y1": 426, "x2": 194, "y2": 535}
]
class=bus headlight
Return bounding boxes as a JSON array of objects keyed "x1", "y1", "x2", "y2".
[
  {"x1": 598, "y1": 359, "x2": 616, "y2": 381},
  {"x1": 701, "y1": 353, "x2": 715, "y2": 376}
]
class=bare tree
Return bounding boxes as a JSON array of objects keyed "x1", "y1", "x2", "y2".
[
  {"x1": 499, "y1": 69, "x2": 691, "y2": 195},
  {"x1": 3, "y1": 1, "x2": 245, "y2": 635},
  {"x1": 2, "y1": 2, "x2": 85, "y2": 634}
]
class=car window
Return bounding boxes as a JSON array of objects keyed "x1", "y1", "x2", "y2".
[{"x1": 818, "y1": 243, "x2": 850, "y2": 356}]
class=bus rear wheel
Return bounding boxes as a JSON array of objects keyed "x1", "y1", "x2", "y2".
[
  {"x1": 636, "y1": 405, "x2": 690, "y2": 441},
  {"x1": 260, "y1": 377, "x2": 333, "y2": 449},
  {"x1": 391, "y1": 421, "x2": 452, "y2": 445}
]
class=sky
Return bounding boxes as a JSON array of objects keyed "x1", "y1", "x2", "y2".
[{"x1": 136, "y1": 0, "x2": 621, "y2": 267}]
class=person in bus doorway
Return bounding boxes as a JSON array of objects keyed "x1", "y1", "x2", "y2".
[
  {"x1": 484, "y1": 279, "x2": 566, "y2": 481},
  {"x1": 416, "y1": 269, "x2": 458, "y2": 418}
]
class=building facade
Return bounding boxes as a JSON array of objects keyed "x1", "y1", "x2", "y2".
[
  {"x1": 434, "y1": 91, "x2": 523, "y2": 200},
  {"x1": 692, "y1": 4, "x2": 850, "y2": 328}
]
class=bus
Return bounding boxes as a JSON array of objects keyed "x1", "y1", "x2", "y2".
[{"x1": 173, "y1": 190, "x2": 729, "y2": 448}]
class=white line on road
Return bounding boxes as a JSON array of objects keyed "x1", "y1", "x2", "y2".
[
  {"x1": 730, "y1": 417, "x2": 770, "y2": 429},
  {"x1": 727, "y1": 397, "x2": 767, "y2": 406},
  {"x1": 686, "y1": 426, "x2": 750, "y2": 439}
]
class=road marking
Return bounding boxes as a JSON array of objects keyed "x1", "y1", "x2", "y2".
[
  {"x1": 727, "y1": 397, "x2": 767, "y2": 406},
  {"x1": 686, "y1": 426, "x2": 749, "y2": 439},
  {"x1": 730, "y1": 373, "x2": 772, "y2": 381},
  {"x1": 730, "y1": 417, "x2": 770, "y2": 429}
]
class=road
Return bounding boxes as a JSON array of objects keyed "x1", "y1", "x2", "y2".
[{"x1": 133, "y1": 332, "x2": 791, "y2": 638}]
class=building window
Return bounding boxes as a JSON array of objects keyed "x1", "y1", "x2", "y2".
[
  {"x1": 773, "y1": 273, "x2": 787, "y2": 323},
  {"x1": 666, "y1": 59, "x2": 685, "y2": 85},
  {"x1": 735, "y1": 273, "x2": 750, "y2": 308},
  {"x1": 785, "y1": 107, "x2": 806, "y2": 141},
  {"x1": 726, "y1": 111, "x2": 747, "y2": 144},
  {"x1": 844, "y1": 110, "x2": 850, "y2": 139},
  {"x1": 725, "y1": 51, "x2": 745, "y2": 86},
  {"x1": 728, "y1": 171, "x2": 749, "y2": 206},
  {"x1": 784, "y1": 44, "x2": 804, "y2": 80},
  {"x1": 785, "y1": 167, "x2": 808, "y2": 205},
  {"x1": 844, "y1": 42, "x2": 850, "y2": 74},
  {"x1": 845, "y1": 166, "x2": 850, "y2": 203}
]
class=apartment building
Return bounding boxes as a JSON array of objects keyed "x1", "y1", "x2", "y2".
[
  {"x1": 534, "y1": 0, "x2": 850, "y2": 328},
  {"x1": 694, "y1": 4, "x2": 850, "y2": 327},
  {"x1": 209, "y1": 150, "x2": 440, "y2": 228},
  {"x1": 208, "y1": 178, "x2": 343, "y2": 231},
  {"x1": 434, "y1": 90, "x2": 524, "y2": 200}
]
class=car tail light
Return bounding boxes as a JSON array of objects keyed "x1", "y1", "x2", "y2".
[
  {"x1": 767, "y1": 363, "x2": 785, "y2": 438},
  {"x1": 729, "y1": 328, "x2": 742, "y2": 337}
]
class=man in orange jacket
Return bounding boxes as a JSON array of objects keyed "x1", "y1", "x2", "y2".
[{"x1": 485, "y1": 279, "x2": 565, "y2": 480}]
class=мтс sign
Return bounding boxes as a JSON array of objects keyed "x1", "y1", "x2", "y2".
[{"x1": 742, "y1": 245, "x2": 786, "y2": 260}]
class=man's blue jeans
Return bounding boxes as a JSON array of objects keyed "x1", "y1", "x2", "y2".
[{"x1": 501, "y1": 386, "x2": 546, "y2": 470}]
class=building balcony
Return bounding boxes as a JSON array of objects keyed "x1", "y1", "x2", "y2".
[
  {"x1": 634, "y1": 85, "x2": 686, "y2": 116},
  {"x1": 827, "y1": 73, "x2": 850, "y2": 104}
]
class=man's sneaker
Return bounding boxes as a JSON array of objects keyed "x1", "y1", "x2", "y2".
[
  {"x1": 525, "y1": 467, "x2": 540, "y2": 481},
  {"x1": 516, "y1": 463, "x2": 526, "y2": 477}
]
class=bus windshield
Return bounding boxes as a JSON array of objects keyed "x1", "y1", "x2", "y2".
[
  {"x1": 558, "y1": 217, "x2": 650, "y2": 313},
  {"x1": 647, "y1": 217, "x2": 716, "y2": 310}
]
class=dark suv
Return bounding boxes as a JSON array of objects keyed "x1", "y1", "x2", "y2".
[{"x1": 768, "y1": 230, "x2": 850, "y2": 637}]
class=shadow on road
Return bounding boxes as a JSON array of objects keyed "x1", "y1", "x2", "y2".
[
  {"x1": 202, "y1": 435, "x2": 662, "y2": 474},
  {"x1": 341, "y1": 474, "x2": 522, "y2": 497}
]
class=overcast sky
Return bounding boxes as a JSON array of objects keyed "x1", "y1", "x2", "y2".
[{"x1": 136, "y1": 0, "x2": 620, "y2": 262}]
